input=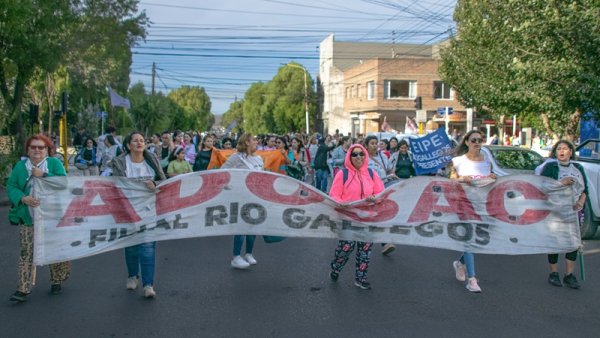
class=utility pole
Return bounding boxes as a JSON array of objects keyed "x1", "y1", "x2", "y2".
[
  {"x1": 152, "y1": 62, "x2": 156, "y2": 95},
  {"x1": 284, "y1": 63, "x2": 309, "y2": 134}
]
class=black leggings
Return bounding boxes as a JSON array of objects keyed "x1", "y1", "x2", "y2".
[{"x1": 548, "y1": 250, "x2": 578, "y2": 264}]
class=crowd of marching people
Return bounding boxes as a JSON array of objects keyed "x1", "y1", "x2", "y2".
[{"x1": 6, "y1": 127, "x2": 586, "y2": 302}]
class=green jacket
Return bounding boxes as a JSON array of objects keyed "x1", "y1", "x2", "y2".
[{"x1": 7, "y1": 157, "x2": 66, "y2": 226}]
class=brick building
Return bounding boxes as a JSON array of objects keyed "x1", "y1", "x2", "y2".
[{"x1": 319, "y1": 34, "x2": 469, "y2": 137}]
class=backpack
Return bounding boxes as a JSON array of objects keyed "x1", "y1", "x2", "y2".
[{"x1": 342, "y1": 167, "x2": 374, "y2": 184}]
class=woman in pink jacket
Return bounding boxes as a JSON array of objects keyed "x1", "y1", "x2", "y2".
[{"x1": 328, "y1": 144, "x2": 385, "y2": 290}]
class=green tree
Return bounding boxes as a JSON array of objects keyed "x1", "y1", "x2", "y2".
[
  {"x1": 242, "y1": 82, "x2": 269, "y2": 134},
  {"x1": 222, "y1": 99, "x2": 244, "y2": 133},
  {"x1": 168, "y1": 85, "x2": 213, "y2": 132},
  {"x1": 0, "y1": 0, "x2": 75, "y2": 150},
  {"x1": 127, "y1": 82, "x2": 174, "y2": 135},
  {"x1": 439, "y1": 0, "x2": 600, "y2": 140}
]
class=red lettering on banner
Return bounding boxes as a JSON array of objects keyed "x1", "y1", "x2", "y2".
[
  {"x1": 246, "y1": 172, "x2": 325, "y2": 205},
  {"x1": 408, "y1": 181, "x2": 481, "y2": 222},
  {"x1": 334, "y1": 190, "x2": 399, "y2": 222},
  {"x1": 156, "y1": 172, "x2": 230, "y2": 215},
  {"x1": 57, "y1": 181, "x2": 141, "y2": 227},
  {"x1": 486, "y1": 181, "x2": 550, "y2": 225}
]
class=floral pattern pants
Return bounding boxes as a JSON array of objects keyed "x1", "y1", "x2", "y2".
[
  {"x1": 18, "y1": 225, "x2": 70, "y2": 293},
  {"x1": 330, "y1": 240, "x2": 372, "y2": 283}
]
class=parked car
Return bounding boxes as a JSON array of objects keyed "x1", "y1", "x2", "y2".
[
  {"x1": 481, "y1": 145, "x2": 545, "y2": 176},
  {"x1": 574, "y1": 139, "x2": 600, "y2": 239}
]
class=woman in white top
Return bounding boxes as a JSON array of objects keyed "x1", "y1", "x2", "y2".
[
  {"x1": 449, "y1": 130, "x2": 496, "y2": 293},
  {"x1": 221, "y1": 133, "x2": 264, "y2": 269}
]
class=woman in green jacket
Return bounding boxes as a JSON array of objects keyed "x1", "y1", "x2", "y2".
[{"x1": 8, "y1": 134, "x2": 70, "y2": 302}]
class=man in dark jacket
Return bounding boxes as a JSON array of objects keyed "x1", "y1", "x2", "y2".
[{"x1": 313, "y1": 135, "x2": 334, "y2": 193}]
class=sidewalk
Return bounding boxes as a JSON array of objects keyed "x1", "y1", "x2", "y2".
[{"x1": 0, "y1": 166, "x2": 83, "y2": 207}]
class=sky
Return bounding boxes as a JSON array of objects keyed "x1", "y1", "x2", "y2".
[{"x1": 131, "y1": 0, "x2": 457, "y2": 115}]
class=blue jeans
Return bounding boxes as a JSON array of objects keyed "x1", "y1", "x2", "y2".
[
  {"x1": 315, "y1": 169, "x2": 329, "y2": 193},
  {"x1": 233, "y1": 235, "x2": 256, "y2": 256},
  {"x1": 125, "y1": 242, "x2": 156, "y2": 287},
  {"x1": 459, "y1": 252, "x2": 475, "y2": 278}
]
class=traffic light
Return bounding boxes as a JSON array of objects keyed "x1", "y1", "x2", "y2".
[
  {"x1": 61, "y1": 92, "x2": 68, "y2": 114},
  {"x1": 29, "y1": 104, "x2": 39, "y2": 125},
  {"x1": 414, "y1": 96, "x2": 422, "y2": 110}
]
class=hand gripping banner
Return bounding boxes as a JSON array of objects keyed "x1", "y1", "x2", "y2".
[{"x1": 32, "y1": 171, "x2": 581, "y2": 265}]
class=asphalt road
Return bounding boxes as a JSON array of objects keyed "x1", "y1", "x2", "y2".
[{"x1": 1, "y1": 204, "x2": 599, "y2": 337}]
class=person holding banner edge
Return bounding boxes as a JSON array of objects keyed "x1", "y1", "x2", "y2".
[
  {"x1": 539, "y1": 140, "x2": 587, "y2": 289},
  {"x1": 8, "y1": 134, "x2": 70, "y2": 302},
  {"x1": 221, "y1": 133, "x2": 264, "y2": 269},
  {"x1": 448, "y1": 130, "x2": 496, "y2": 293},
  {"x1": 109, "y1": 131, "x2": 166, "y2": 298},
  {"x1": 329, "y1": 143, "x2": 385, "y2": 290}
]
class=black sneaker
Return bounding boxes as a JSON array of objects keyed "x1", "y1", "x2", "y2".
[
  {"x1": 354, "y1": 280, "x2": 371, "y2": 290},
  {"x1": 563, "y1": 274, "x2": 580, "y2": 289},
  {"x1": 330, "y1": 271, "x2": 339, "y2": 282},
  {"x1": 548, "y1": 272, "x2": 562, "y2": 287},
  {"x1": 50, "y1": 284, "x2": 62, "y2": 295},
  {"x1": 9, "y1": 291, "x2": 28, "y2": 302}
]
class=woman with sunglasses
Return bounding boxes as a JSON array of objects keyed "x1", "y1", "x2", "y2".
[
  {"x1": 539, "y1": 140, "x2": 587, "y2": 289},
  {"x1": 8, "y1": 134, "x2": 70, "y2": 302},
  {"x1": 448, "y1": 130, "x2": 496, "y2": 293},
  {"x1": 328, "y1": 143, "x2": 385, "y2": 290}
]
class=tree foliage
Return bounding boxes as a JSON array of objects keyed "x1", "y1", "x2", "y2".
[
  {"x1": 439, "y1": 0, "x2": 600, "y2": 140},
  {"x1": 167, "y1": 85, "x2": 213, "y2": 132},
  {"x1": 221, "y1": 99, "x2": 244, "y2": 133},
  {"x1": 0, "y1": 0, "x2": 148, "y2": 153},
  {"x1": 239, "y1": 63, "x2": 316, "y2": 134}
]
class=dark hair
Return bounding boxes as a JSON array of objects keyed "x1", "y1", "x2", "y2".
[
  {"x1": 365, "y1": 135, "x2": 378, "y2": 147},
  {"x1": 168, "y1": 146, "x2": 185, "y2": 161},
  {"x1": 291, "y1": 137, "x2": 304, "y2": 153},
  {"x1": 83, "y1": 137, "x2": 97, "y2": 148},
  {"x1": 389, "y1": 137, "x2": 399, "y2": 151},
  {"x1": 340, "y1": 136, "x2": 350, "y2": 145},
  {"x1": 105, "y1": 134, "x2": 117, "y2": 147},
  {"x1": 25, "y1": 134, "x2": 55, "y2": 156},
  {"x1": 221, "y1": 137, "x2": 233, "y2": 147},
  {"x1": 550, "y1": 140, "x2": 575, "y2": 160},
  {"x1": 172, "y1": 130, "x2": 182, "y2": 141},
  {"x1": 398, "y1": 139, "x2": 409, "y2": 148},
  {"x1": 106, "y1": 126, "x2": 116, "y2": 134},
  {"x1": 454, "y1": 130, "x2": 483, "y2": 156},
  {"x1": 200, "y1": 134, "x2": 213, "y2": 150},
  {"x1": 276, "y1": 136, "x2": 288, "y2": 150},
  {"x1": 122, "y1": 131, "x2": 144, "y2": 154}
]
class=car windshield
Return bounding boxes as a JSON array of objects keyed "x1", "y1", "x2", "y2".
[
  {"x1": 488, "y1": 148, "x2": 544, "y2": 170},
  {"x1": 577, "y1": 140, "x2": 600, "y2": 160}
]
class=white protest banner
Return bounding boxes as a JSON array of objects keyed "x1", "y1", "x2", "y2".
[{"x1": 33, "y1": 171, "x2": 580, "y2": 265}]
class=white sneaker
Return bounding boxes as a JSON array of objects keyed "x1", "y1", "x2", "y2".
[
  {"x1": 126, "y1": 276, "x2": 139, "y2": 290},
  {"x1": 244, "y1": 253, "x2": 257, "y2": 265},
  {"x1": 466, "y1": 277, "x2": 482, "y2": 293},
  {"x1": 144, "y1": 285, "x2": 156, "y2": 298},
  {"x1": 231, "y1": 255, "x2": 250, "y2": 269},
  {"x1": 453, "y1": 261, "x2": 466, "y2": 282}
]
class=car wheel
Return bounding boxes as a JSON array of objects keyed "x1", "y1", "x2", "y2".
[{"x1": 581, "y1": 201, "x2": 598, "y2": 240}]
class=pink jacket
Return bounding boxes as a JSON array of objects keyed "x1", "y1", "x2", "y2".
[{"x1": 329, "y1": 144, "x2": 384, "y2": 203}]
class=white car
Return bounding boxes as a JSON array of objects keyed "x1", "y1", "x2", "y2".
[
  {"x1": 574, "y1": 139, "x2": 600, "y2": 239},
  {"x1": 481, "y1": 145, "x2": 545, "y2": 176}
]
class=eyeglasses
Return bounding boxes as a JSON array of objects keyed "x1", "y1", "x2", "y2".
[
  {"x1": 29, "y1": 145, "x2": 47, "y2": 151},
  {"x1": 469, "y1": 138, "x2": 483, "y2": 144},
  {"x1": 351, "y1": 152, "x2": 365, "y2": 158}
]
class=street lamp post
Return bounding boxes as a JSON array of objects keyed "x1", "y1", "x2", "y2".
[{"x1": 285, "y1": 63, "x2": 309, "y2": 134}]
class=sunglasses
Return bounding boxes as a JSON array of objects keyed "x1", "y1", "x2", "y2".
[
  {"x1": 469, "y1": 138, "x2": 483, "y2": 144},
  {"x1": 29, "y1": 145, "x2": 47, "y2": 151},
  {"x1": 351, "y1": 152, "x2": 365, "y2": 158}
]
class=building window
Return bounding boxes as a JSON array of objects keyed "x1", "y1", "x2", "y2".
[
  {"x1": 351, "y1": 85, "x2": 354, "y2": 98},
  {"x1": 357, "y1": 84, "x2": 362, "y2": 98},
  {"x1": 434, "y1": 81, "x2": 452, "y2": 99},
  {"x1": 345, "y1": 87, "x2": 350, "y2": 98},
  {"x1": 367, "y1": 81, "x2": 375, "y2": 100},
  {"x1": 384, "y1": 80, "x2": 416, "y2": 99}
]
